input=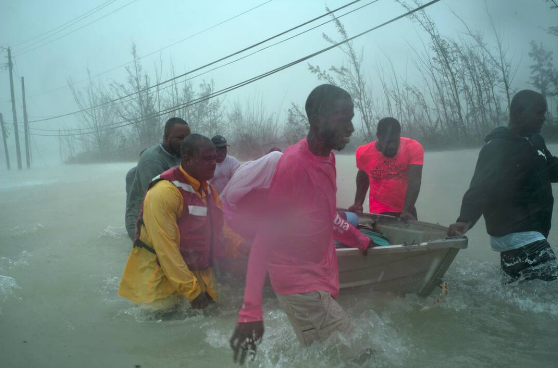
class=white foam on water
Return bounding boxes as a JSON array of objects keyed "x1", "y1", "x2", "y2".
[
  {"x1": 0, "y1": 251, "x2": 32, "y2": 271},
  {"x1": 445, "y1": 258, "x2": 558, "y2": 318},
  {"x1": 0, "y1": 275, "x2": 20, "y2": 299},
  {"x1": 205, "y1": 327, "x2": 230, "y2": 349},
  {"x1": 0, "y1": 275, "x2": 21, "y2": 314},
  {"x1": 0, "y1": 179, "x2": 57, "y2": 191},
  {"x1": 3, "y1": 224, "x2": 44, "y2": 237},
  {"x1": 97, "y1": 275, "x2": 123, "y2": 305},
  {"x1": 98, "y1": 225, "x2": 126, "y2": 239},
  {"x1": 202, "y1": 294, "x2": 412, "y2": 368}
]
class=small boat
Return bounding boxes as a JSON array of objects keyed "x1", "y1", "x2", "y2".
[
  {"x1": 337, "y1": 213, "x2": 467, "y2": 297},
  {"x1": 217, "y1": 213, "x2": 467, "y2": 297}
]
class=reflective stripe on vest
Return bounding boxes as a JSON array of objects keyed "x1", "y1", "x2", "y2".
[
  {"x1": 188, "y1": 205, "x2": 207, "y2": 216},
  {"x1": 171, "y1": 180, "x2": 196, "y2": 194}
]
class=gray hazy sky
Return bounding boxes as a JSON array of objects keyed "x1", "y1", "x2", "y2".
[{"x1": 0, "y1": 0, "x2": 557, "y2": 166}]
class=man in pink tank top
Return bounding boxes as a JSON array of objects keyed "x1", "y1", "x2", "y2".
[{"x1": 229, "y1": 85, "x2": 372, "y2": 364}]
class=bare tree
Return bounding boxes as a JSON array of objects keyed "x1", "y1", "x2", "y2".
[
  {"x1": 228, "y1": 95, "x2": 281, "y2": 159},
  {"x1": 110, "y1": 43, "x2": 161, "y2": 149},
  {"x1": 307, "y1": 7, "x2": 376, "y2": 140},
  {"x1": 68, "y1": 70, "x2": 116, "y2": 158},
  {"x1": 283, "y1": 103, "x2": 308, "y2": 145}
]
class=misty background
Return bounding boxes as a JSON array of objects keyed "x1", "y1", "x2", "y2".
[{"x1": 0, "y1": 0, "x2": 557, "y2": 167}]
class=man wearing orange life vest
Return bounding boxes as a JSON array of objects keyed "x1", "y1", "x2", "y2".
[{"x1": 119, "y1": 134, "x2": 248, "y2": 311}]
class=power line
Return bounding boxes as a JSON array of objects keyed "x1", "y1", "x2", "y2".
[
  {"x1": 11, "y1": 0, "x2": 117, "y2": 49},
  {"x1": 13, "y1": 0, "x2": 140, "y2": 57},
  {"x1": 26, "y1": 0, "x2": 365, "y2": 124},
  {"x1": 21, "y1": 0, "x2": 274, "y2": 101},
  {"x1": 31, "y1": 0, "x2": 441, "y2": 137},
  {"x1": 29, "y1": 0, "x2": 380, "y2": 132}
]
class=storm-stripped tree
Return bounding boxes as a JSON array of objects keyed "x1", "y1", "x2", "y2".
[
  {"x1": 68, "y1": 70, "x2": 116, "y2": 160},
  {"x1": 110, "y1": 44, "x2": 161, "y2": 149},
  {"x1": 307, "y1": 7, "x2": 376, "y2": 141}
]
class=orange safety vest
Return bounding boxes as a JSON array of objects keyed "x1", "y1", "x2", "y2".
[{"x1": 134, "y1": 166, "x2": 224, "y2": 271}]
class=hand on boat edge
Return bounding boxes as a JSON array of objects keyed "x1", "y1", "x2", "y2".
[
  {"x1": 361, "y1": 239, "x2": 376, "y2": 256},
  {"x1": 399, "y1": 211, "x2": 417, "y2": 226},
  {"x1": 348, "y1": 203, "x2": 364, "y2": 213},
  {"x1": 447, "y1": 222, "x2": 470, "y2": 237}
]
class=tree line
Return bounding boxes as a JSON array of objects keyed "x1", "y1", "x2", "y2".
[{"x1": 61, "y1": 1, "x2": 558, "y2": 164}]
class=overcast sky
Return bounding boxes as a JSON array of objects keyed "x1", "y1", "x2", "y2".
[{"x1": 0, "y1": 0, "x2": 557, "y2": 166}]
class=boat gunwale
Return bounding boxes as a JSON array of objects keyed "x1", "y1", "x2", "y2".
[{"x1": 336, "y1": 237, "x2": 468, "y2": 256}]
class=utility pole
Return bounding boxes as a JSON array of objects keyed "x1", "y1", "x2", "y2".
[
  {"x1": 0, "y1": 113, "x2": 11, "y2": 170},
  {"x1": 59, "y1": 129, "x2": 63, "y2": 162},
  {"x1": 7, "y1": 47, "x2": 22, "y2": 170},
  {"x1": 21, "y1": 76, "x2": 31, "y2": 168}
]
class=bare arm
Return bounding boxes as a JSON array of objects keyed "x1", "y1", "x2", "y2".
[
  {"x1": 348, "y1": 169, "x2": 369, "y2": 212},
  {"x1": 403, "y1": 165, "x2": 423, "y2": 214}
]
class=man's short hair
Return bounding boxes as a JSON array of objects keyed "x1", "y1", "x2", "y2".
[
  {"x1": 510, "y1": 90, "x2": 545, "y2": 116},
  {"x1": 164, "y1": 117, "x2": 188, "y2": 133},
  {"x1": 305, "y1": 84, "x2": 351, "y2": 120},
  {"x1": 377, "y1": 117, "x2": 401, "y2": 136},
  {"x1": 180, "y1": 134, "x2": 212, "y2": 157}
]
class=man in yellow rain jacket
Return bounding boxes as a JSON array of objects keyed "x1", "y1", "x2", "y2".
[{"x1": 119, "y1": 134, "x2": 247, "y2": 311}]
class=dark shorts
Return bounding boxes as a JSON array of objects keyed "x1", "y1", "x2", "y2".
[{"x1": 500, "y1": 240, "x2": 558, "y2": 281}]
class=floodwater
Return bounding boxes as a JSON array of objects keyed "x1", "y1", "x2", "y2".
[{"x1": 1, "y1": 146, "x2": 557, "y2": 368}]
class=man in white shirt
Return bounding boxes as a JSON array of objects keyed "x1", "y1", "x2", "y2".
[{"x1": 209, "y1": 135, "x2": 240, "y2": 193}]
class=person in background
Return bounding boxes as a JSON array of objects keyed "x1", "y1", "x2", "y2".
[
  {"x1": 125, "y1": 118, "x2": 190, "y2": 240},
  {"x1": 125, "y1": 166, "x2": 137, "y2": 200},
  {"x1": 209, "y1": 135, "x2": 240, "y2": 194},
  {"x1": 119, "y1": 134, "x2": 248, "y2": 312},
  {"x1": 125, "y1": 150, "x2": 147, "y2": 224},
  {"x1": 448, "y1": 90, "x2": 558, "y2": 281},
  {"x1": 349, "y1": 118, "x2": 423, "y2": 224},
  {"x1": 267, "y1": 147, "x2": 281, "y2": 154},
  {"x1": 229, "y1": 84, "x2": 373, "y2": 364}
]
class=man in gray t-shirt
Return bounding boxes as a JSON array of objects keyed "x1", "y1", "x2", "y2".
[{"x1": 125, "y1": 118, "x2": 190, "y2": 240}]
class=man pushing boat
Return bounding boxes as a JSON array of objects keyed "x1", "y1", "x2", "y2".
[
  {"x1": 119, "y1": 134, "x2": 248, "y2": 312},
  {"x1": 349, "y1": 117, "x2": 424, "y2": 224},
  {"x1": 448, "y1": 90, "x2": 558, "y2": 281},
  {"x1": 229, "y1": 84, "x2": 373, "y2": 364}
]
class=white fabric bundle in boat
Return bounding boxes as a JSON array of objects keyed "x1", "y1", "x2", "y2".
[{"x1": 220, "y1": 151, "x2": 283, "y2": 209}]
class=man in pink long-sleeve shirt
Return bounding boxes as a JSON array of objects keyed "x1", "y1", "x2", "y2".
[{"x1": 230, "y1": 85, "x2": 373, "y2": 364}]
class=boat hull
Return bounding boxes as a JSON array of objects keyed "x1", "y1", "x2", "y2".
[
  {"x1": 336, "y1": 213, "x2": 468, "y2": 296},
  {"x1": 217, "y1": 214, "x2": 468, "y2": 297}
]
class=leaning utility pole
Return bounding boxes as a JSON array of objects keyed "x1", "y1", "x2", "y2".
[
  {"x1": 21, "y1": 76, "x2": 31, "y2": 168},
  {"x1": 7, "y1": 47, "x2": 22, "y2": 169},
  {"x1": 0, "y1": 113, "x2": 11, "y2": 170}
]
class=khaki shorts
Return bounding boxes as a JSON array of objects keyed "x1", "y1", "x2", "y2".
[{"x1": 276, "y1": 290, "x2": 352, "y2": 347}]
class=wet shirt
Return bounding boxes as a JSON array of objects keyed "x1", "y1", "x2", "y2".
[
  {"x1": 119, "y1": 167, "x2": 243, "y2": 305},
  {"x1": 238, "y1": 139, "x2": 370, "y2": 323},
  {"x1": 356, "y1": 137, "x2": 424, "y2": 213},
  {"x1": 125, "y1": 144, "x2": 180, "y2": 239},
  {"x1": 490, "y1": 231, "x2": 546, "y2": 252},
  {"x1": 209, "y1": 155, "x2": 241, "y2": 194}
]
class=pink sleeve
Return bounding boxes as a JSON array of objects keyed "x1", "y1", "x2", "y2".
[
  {"x1": 237, "y1": 229, "x2": 268, "y2": 323},
  {"x1": 237, "y1": 159, "x2": 294, "y2": 323},
  {"x1": 408, "y1": 140, "x2": 424, "y2": 165},
  {"x1": 332, "y1": 213, "x2": 369, "y2": 250}
]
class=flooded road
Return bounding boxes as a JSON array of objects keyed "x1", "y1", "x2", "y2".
[{"x1": 1, "y1": 145, "x2": 557, "y2": 368}]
